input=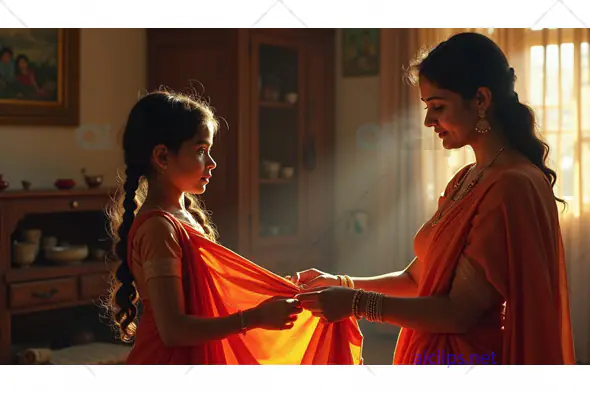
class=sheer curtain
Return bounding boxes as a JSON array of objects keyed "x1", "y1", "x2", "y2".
[
  {"x1": 380, "y1": 28, "x2": 590, "y2": 363},
  {"x1": 378, "y1": 28, "x2": 488, "y2": 272}
]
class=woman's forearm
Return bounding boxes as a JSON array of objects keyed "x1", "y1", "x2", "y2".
[
  {"x1": 351, "y1": 271, "x2": 418, "y2": 298},
  {"x1": 358, "y1": 292, "x2": 466, "y2": 334}
]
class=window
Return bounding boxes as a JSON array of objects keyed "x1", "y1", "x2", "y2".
[
  {"x1": 419, "y1": 29, "x2": 590, "y2": 214},
  {"x1": 527, "y1": 28, "x2": 590, "y2": 210}
]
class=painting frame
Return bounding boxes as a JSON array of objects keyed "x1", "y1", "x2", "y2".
[
  {"x1": 342, "y1": 28, "x2": 380, "y2": 77},
  {"x1": 0, "y1": 28, "x2": 80, "y2": 126}
]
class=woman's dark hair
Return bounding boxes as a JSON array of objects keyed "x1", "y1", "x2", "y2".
[
  {"x1": 105, "y1": 89, "x2": 219, "y2": 342},
  {"x1": 407, "y1": 32, "x2": 565, "y2": 207}
]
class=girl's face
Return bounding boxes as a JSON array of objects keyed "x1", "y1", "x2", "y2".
[
  {"x1": 153, "y1": 125, "x2": 217, "y2": 195},
  {"x1": 17, "y1": 58, "x2": 28, "y2": 71}
]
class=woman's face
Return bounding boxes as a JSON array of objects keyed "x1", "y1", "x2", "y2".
[{"x1": 419, "y1": 77, "x2": 480, "y2": 150}]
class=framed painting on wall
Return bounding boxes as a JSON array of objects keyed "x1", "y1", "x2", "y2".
[
  {"x1": 0, "y1": 28, "x2": 80, "y2": 126},
  {"x1": 342, "y1": 28, "x2": 380, "y2": 77}
]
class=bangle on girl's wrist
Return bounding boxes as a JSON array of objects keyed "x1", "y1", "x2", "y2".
[
  {"x1": 237, "y1": 310, "x2": 248, "y2": 335},
  {"x1": 352, "y1": 289, "x2": 364, "y2": 319}
]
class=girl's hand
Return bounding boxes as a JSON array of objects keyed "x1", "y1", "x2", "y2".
[{"x1": 247, "y1": 296, "x2": 303, "y2": 330}]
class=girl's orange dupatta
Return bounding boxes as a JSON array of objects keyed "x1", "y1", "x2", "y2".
[{"x1": 125, "y1": 211, "x2": 363, "y2": 365}]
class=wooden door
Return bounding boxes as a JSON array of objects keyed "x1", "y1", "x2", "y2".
[{"x1": 146, "y1": 29, "x2": 240, "y2": 250}]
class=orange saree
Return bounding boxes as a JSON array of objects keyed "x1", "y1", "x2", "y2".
[
  {"x1": 125, "y1": 210, "x2": 363, "y2": 365},
  {"x1": 394, "y1": 162, "x2": 575, "y2": 365}
]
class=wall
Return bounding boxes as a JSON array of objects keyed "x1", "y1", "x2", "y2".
[
  {"x1": 0, "y1": 29, "x2": 146, "y2": 190},
  {"x1": 333, "y1": 29, "x2": 400, "y2": 339},
  {"x1": 333, "y1": 29, "x2": 382, "y2": 277}
]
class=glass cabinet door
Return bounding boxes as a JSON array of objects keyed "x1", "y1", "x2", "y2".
[{"x1": 251, "y1": 38, "x2": 305, "y2": 246}]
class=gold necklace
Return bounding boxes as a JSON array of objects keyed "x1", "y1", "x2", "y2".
[{"x1": 431, "y1": 146, "x2": 505, "y2": 227}]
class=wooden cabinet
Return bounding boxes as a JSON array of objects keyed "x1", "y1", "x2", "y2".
[
  {"x1": 0, "y1": 189, "x2": 117, "y2": 364},
  {"x1": 147, "y1": 29, "x2": 335, "y2": 276},
  {"x1": 9, "y1": 278, "x2": 78, "y2": 310}
]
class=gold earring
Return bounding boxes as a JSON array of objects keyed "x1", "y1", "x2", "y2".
[{"x1": 475, "y1": 109, "x2": 491, "y2": 134}]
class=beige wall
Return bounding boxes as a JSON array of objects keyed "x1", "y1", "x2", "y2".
[
  {"x1": 333, "y1": 29, "x2": 382, "y2": 276},
  {"x1": 334, "y1": 30, "x2": 400, "y2": 338},
  {"x1": 0, "y1": 29, "x2": 146, "y2": 190}
]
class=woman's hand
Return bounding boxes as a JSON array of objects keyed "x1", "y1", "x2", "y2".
[
  {"x1": 287, "y1": 268, "x2": 340, "y2": 289},
  {"x1": 246, "y1": 296, "x2": 303, "y2": 330},
  {"x1": 296, "y1": 287, "x2": 358, "y2": 323}
]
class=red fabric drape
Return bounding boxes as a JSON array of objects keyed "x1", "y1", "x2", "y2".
[{"x1": 125, "y1": 211, "x2": 363, "y2": 365}]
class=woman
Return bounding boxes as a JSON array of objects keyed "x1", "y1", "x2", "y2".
[
  {"x1": 107, "y1": 90, "x2": 362, "y2": 364},
  {"x1": 294, "y1": 32, "x2": 575, "y2": 365}
]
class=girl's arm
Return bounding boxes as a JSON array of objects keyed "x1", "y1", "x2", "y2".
[{"x1": 136, "y1": 216, "x2": 299, "y2": 347}]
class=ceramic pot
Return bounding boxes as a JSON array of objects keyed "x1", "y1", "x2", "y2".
[{"x1": 13, "y1": 242, "x2": 37, "y2": 267}]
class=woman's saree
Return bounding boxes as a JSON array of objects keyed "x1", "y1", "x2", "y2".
[{"x1": 394, "y1": 163, "x2": 575, "y2": 365}]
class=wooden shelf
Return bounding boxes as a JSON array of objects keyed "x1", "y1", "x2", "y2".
[
  {"x1": 0, "y1": 188, "x2": 116, "y2": 200},
  {"x1": 6, "y1": 260, "x2": 117, "y2": 283},
  {"x1": 260, "y1": 101, "x2": 297, "y2": 109},
  {"x1": 0, "y1": 184, "x2": 118, "y2": 364}
]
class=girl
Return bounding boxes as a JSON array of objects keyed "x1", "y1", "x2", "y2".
[{"x1": 107, "y1": 90, "x2": 306, "y2": 364}]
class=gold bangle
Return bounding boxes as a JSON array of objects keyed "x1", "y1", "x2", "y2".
[
  {"x1": 370, "y1": 293, "x2": 377, "y2": 322},
  {"x1": 368, "y1": 293, "x2": 376, "y2": 322},
  {"x1": 352, "y1": 289, "x2": 364, "y2": 319},
  {"x1": 365, "y1": 292, "x2": 381, "y2": 322},
  {"x1": 344, "y1": 275, "x2": 354, "y2": 289},
  {"x1": 237, "y1": 310, "x2": 247, "y2": 335},
  {"x1": 376, "y1": 294, "x2": 384, "y2": 323},
  {"x1": 364, "y1": 292, "x2": 384, "y2": 323},
  {"x1": 373, "y1": 295, "x2": 380, "y2": 321}
]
